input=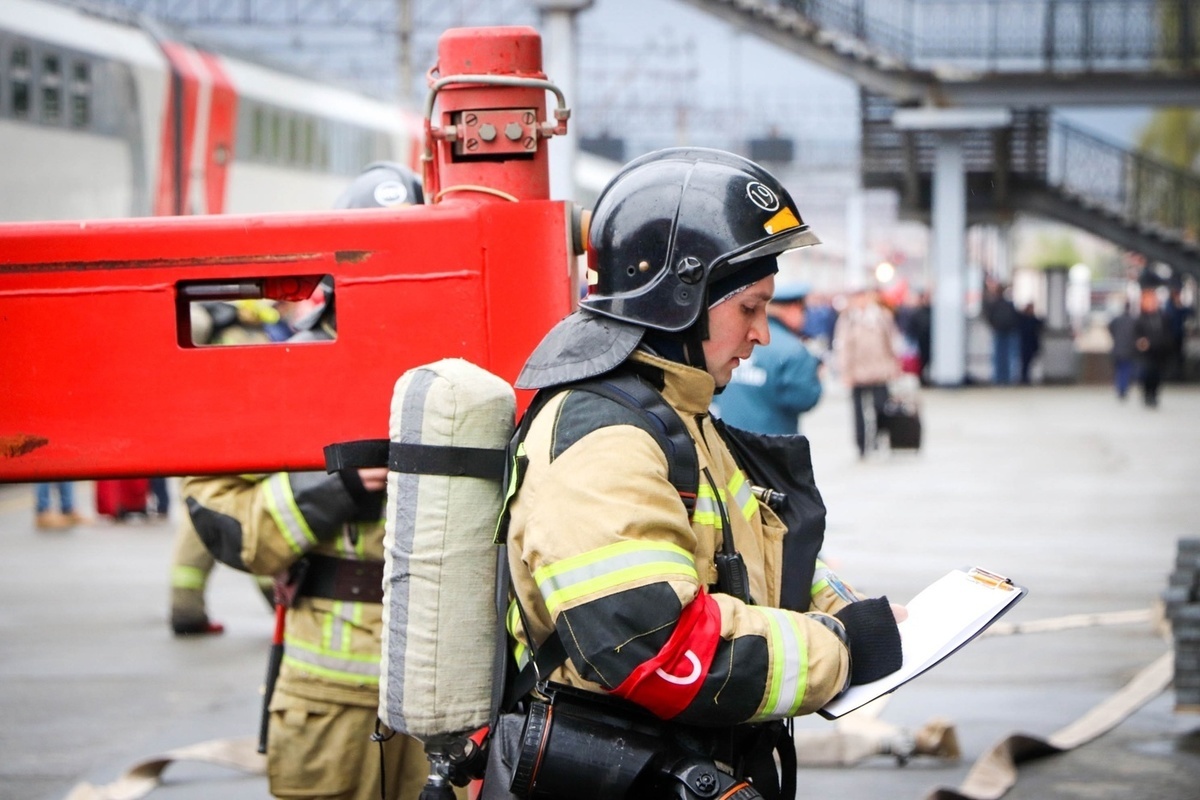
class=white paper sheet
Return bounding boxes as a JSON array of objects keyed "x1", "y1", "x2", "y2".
[{"x1": 820, "y1": 567, "x2": 1026, "y2": 719}]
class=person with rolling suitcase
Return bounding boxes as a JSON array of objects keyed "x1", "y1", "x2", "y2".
[{"x1": 832, "y1": 285, "x2": 901, "y2": 459}]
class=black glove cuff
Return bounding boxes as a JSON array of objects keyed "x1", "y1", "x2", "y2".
[
  {"x1": 337, "y1": 469, "x2": 386, "y2": 522},
  {"x1": 834, "y1": 596, "x2": 903, "y2": 686}
]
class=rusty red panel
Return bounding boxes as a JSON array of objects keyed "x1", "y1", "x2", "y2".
[{"x1": 0, "y1": 201, "x2": 572, "y2": 481}]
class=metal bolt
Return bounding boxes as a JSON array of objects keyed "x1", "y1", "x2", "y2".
[
  {"x1": 693, "y1": 771, "x2": 717, "y2": 793},
  {"x1": 676, "y1": 255, "x2": 704, "y2": 284},
  {"x1": 523, "y1": 137, "x2": 535, "y2": 150},
  {"x1": 465, "y1": 139, "x2": 479, "y2": 151},
  {"x1": 522, "y1": 111, "x2": 535, "y2": 125},
  {"x1": 463, "y1": 112, "x2": 478, "y2": 127},
  {"x1": 479, "y1": 123, "x2": 497, "y2": 142},
  {"x1": 504, "y1": 122, "x2": 523, "y2": 141}
]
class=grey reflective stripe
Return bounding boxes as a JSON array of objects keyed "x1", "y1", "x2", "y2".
[
  {"x1": 694, "y1": 492, "x2": 720, "y2": 520},
  {"x1": 383, "y1": 367, "x2": 437, "y2": 731},
  {"x1": 755, "y1": 606, "x2": 808, "y2": 718},
  {"x1": 283, "y1": 638, "x2": 380, "y2": 681},
  {"x1": 729, "y1": 472, "x2": 756, "y2": 519},
  {"x1": 534, "y1": 542, "x2": 696, "y2": 615},
  {"x1": 264, "y1": 473, "x2": 317, "y2": 555},
  {"x1": 812, "y1": 560, "x2": 859, "y2": 603}
]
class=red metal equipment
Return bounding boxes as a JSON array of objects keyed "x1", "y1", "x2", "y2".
[{"x1": 0, "y1": 26, "x2": 579, "y2": 482}]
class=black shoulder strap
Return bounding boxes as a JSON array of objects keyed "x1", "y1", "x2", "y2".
[{"x1": 322, "y1": 438, "x2": 506, "y2": 480}]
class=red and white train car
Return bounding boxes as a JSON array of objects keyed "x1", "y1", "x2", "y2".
[{"x1": 0, "y1": 0, "x2": 421, "y2": 221}]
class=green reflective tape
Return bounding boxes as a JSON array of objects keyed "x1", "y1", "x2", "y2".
[
  {"x1": 263, "y1": 474, "x2": 318, "y2": 554},
  {"x1": 534, "y1": 540, "x2": 696, "y2": 615},
  {"x1": 171, "y1": 565, "x2": 207, "y2": 590},
  {"x1": 756, "y1": 606, "x2": 808, "y2": 719}
]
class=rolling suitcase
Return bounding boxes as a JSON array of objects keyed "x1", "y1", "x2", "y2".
[
  {"x1": 95, "y1": 478, "x2": 150, "y2": 518},
  {"x1": 881, "y1": 397, "x2": 922, "y2": 451}
]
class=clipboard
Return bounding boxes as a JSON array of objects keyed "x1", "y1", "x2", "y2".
[{"x1": 820, "y1": 566, "x2": 1027, "y2": 719}]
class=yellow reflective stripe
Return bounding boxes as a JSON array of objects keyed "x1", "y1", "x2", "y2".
[
  {"x1": 493, "y1": 442, "x2": 522, "y2": 545},
  {"x1": 504, "y1": 601, "x2": 531, "y2": 668},
  {"x1": 694, "y1": 470, "x2": 758, "y2": 527},
  {"x1": 755, "y1": 607, "x2": 808, "y2": 719},
  {"x1": 728, "y1": 470, "x2": 759, "y2": 520},
  {"x1": 263, "y1": 474, "x2": 318, "y2": 555},
  {"x1": 533, "y1": 540, "x2": 697, "y2": 615},
  {"x1": 171, "y1": 565, "x2": 207, "y2": 590},
  {"x1": 338, "y1": 526, "x2": 366, "y2": 559},
  {"x1": 694, "y1": 484, "x2": 722, "y2": 528},
  {"x1": 282, "y1": 644, "x2": 379, "y2": 684},
  {"x1": 812, "y1": 564, "x2": 858, "y2": 603},
  {"x1": 506, "y1": 600, "x2": 521, "y2": 637}
]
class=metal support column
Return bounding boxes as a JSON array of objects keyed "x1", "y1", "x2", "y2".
[
  {"x1": 930, "y1": 131, "x2": 968, "y2": 386},
  {"x1": 534, "y1": 0, "x2": 594, "y2": 202},
  {"x1": 892, "y1": 107, "x2": 1013, "y2": 387}
]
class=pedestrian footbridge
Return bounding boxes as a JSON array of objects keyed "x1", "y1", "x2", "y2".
[{"x1": 680, "y1": 0, "x2": 1200, "y2": 381}]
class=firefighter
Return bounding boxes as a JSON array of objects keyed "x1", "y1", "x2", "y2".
[
  {"x1": 169, "y1": 302, "x2": 277, "y2": 635},
  {"x1": 498, "y1": 148, "x2": 905, "y2": 798},
  {"x1": 182, "y1": 162, "x2": 449, "y2": 800}
]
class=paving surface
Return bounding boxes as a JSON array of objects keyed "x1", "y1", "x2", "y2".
[{"x1": 2, "y1": 381, "x2": 1199, "y2": 800}]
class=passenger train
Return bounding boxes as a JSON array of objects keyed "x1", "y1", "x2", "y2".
[{"x1": 0, "y1": 0, "x2": 422, "y2": 222}]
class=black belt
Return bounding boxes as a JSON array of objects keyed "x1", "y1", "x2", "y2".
[{"x1": 296, "y1": 554, "x2": 385, "y2": 604}]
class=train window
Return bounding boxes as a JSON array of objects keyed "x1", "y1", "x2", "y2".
[
  {"x1": 288, "y1": 114, "x2": 301, "y2": 165},
  {"x1": 251, "y1": 103, "x2": 266, "y2": 160},
  {"x1": 69, "y1": 60, "x2": 90, "y2": 128},
  {"x1": 9, "y1": 46, "x2": 30, "y2": 119},
  {"x1": 302, "y1": 118, "x2": 316, "y2": 169},
  {"x1": 269, "y1": 109, "x2": 283, "y2": 164},
  {"x1": 40, "y1": 53, "x2": 61, "y2": 124},
  {"x1": 315, "y1": 120, "x2": 330, "y2": 170}
]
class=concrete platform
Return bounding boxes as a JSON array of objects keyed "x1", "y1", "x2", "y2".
[{"x1": 2, "y1": 381, "x2": 1199, "y2": 800}]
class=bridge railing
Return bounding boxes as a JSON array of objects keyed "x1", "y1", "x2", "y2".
[
  {"x1": 783, "y1": 0, "x2": 1198, "y2": 72},
  {"x1": 1050, "y1": 120, "x2": 1200, "y2": 242},
  {"x1": 862, "y1": 92, "x2": 1198, "y2": 246}
]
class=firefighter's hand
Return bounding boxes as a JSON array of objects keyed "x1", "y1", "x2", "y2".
[
  {"x1": 357, "y1": 467, "x2": 389, "y2": 492},
  {"x1": 892, "y1": 603, "x2": 908, "y2": 623}
]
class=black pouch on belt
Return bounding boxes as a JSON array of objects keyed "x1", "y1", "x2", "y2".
[{"x1": 481, "y1": 684, "x2": 667, "y2": 800}]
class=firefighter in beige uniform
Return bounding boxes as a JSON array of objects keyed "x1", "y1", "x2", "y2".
[
  {"x1": 499, "y1": 149, "x2": 905, "y2": 798},
  {"x1": 183, "y1": 163, "x2": 454, "y2": 800},
  {"x1": 183, "y1": 468, "x2": 435, "y2": 800}
]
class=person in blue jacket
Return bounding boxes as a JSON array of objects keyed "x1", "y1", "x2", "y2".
[{"x1": 713, "y1": 280, "x2": 824, "y2": 433}]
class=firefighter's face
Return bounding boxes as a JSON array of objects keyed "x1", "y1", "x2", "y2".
[{"x1": 703, "y1": 274, "x2": 774, "y2": 387}]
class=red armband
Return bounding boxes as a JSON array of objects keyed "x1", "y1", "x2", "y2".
[{"x1": 611, "y1": 589, "x2": 721, "y2": 719}]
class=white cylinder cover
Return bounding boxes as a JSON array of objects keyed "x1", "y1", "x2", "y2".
[{"x1": 379, "y1": 358, "x2": 515, "y2": 739}]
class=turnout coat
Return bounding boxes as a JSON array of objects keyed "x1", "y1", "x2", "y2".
[{"x1": 506, "y1": 349, "x2": 862, "y2": 725}]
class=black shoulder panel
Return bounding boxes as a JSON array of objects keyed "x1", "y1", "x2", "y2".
[
  {"x1": 547, "y1": 372, "x2": 698, "y2": 515},
  {"x1": 185, "y1": 496, "x2": 249, "y2": 572},
  {"x1": 551, "y1": 390, "x2": 657, "y2": 460}
]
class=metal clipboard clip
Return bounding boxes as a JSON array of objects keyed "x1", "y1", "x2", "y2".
[{"x1": 966, "y1": 566, "x2": 1016, "y2": 591}]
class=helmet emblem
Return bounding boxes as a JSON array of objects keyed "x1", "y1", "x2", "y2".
[
  {"x1": 746, "y1": 181, "x2": 780, "y2": 212},
  {"x1": 373, "y1": 181, "x2": 410, "y2": 206}
]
